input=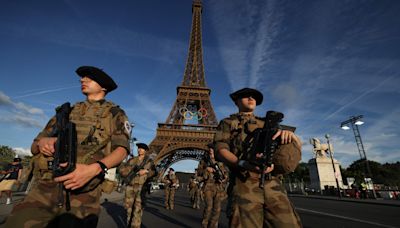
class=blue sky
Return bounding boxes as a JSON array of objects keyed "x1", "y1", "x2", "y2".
[{"x1": 0, "y1": 0, "x2": 399, "y2": 172}]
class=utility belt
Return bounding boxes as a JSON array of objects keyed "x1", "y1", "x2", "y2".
[{"x1": 236, "y1": 170, "x2": 282, "y2": 183}]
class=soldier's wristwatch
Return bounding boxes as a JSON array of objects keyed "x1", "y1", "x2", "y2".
[{"x1": 96, "y1": 161, "x2": 108, "y2": 177}]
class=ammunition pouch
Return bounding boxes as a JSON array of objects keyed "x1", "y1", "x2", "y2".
[{"x1": 101, "y1": 179, "x2": 115, "y2": 194}]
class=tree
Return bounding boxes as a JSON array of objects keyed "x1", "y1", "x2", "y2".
[
  {"x1": 0, "y1": 145, "x2": 16, "y2": 169},
  {"x1": 0, "y1": 145, "x2": 16, "y2": 162},
  {"x1": 344, "y1": 159, "x2": 400, "y2": 187},
  {"x1": 286, "y1": 162, "x2": 310, "y2": 183}
]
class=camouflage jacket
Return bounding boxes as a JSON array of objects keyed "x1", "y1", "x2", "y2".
[
  {"x1": 214, "y1": 112, "x2": 301, "y2": 175},
  {"x1": 119, "y1": 155, "x2": 155, "y2": 186},
  {"x1": 31, "y1": 99, "x2": 130, "y2": 179},
  {"x1": 162, "y1": 173, "x2": 178, "y2": 189}
]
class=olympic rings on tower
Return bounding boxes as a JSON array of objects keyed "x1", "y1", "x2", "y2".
[{"x1": 179, "y1": 106, "x2": 208, "y2": 120}]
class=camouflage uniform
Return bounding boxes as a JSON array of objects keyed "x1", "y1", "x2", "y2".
[
  {"x1": 5, "y1": 99, "x2": 130, "y2": 228},
  {"x1": 188, "y1": 173, "x2": 201, "y2": 209},
  {"x1": 162, "y1": 172, "x2": 178, "y2": 210},
  {"x1": 119, "y1": 156, "x2": 155, "y2": 228},
  {"x1": 200, "y1": 161, "x2": 228, "y2": 228},
  {"x1": 214, "y1": 113, "x2": 302, "y2": 228}
]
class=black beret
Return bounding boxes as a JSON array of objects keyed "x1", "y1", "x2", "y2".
[
  {"x1": 169, "y1": 168, "x2": 175, "y2": 171},
  {"x1": 76, "y1": 66, "x2": 118, "y2": 93},
  {"x1": 206, "y1": 143, "x2": 215, "y2": 149},
  {"x1": 229, "y1": 87, "x2": 263, "y2": 105},
  {"x1": 136, "y1": 143, "x2": 149, "y2": 151}
]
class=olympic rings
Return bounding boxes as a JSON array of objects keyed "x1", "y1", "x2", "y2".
[
  {"x1": 197, "y1": 108, "x2": 208, "y2": 118},
  {"x1": 179, "y1": 106, "x2": 208, "y2": 120},
  {"x1": 179, "y1": 107, "x2": 188, "y2": 116}
]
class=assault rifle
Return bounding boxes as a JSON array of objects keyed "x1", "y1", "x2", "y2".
[
  {"x1": 203, "y1": 151, "x2": 225, "y2": 183},
  {"x1": 50, "y1": 102, "x2": 77, "y2": 211},
  {"x1": 123, "y1": 155, "x2": 153, "y2": 184},
  {"x1": 243, "y1": 110, "x2": 283, "y2": 189}
]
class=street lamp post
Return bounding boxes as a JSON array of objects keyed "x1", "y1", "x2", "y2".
[
  {"x1": 340, "y1": 115, "x2": 377, "y2": 199},
  {"x1": 118, "y1": 122, "x2": 135, "y2": 192},
  {"x1": 325, "y1": 134, "x2": 341, "y2": 199}
]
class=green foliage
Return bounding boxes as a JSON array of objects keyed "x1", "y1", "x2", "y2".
[
  {"x1": 0, "y1": 145, "x2": 16, "y2": 164},
  {"x1": 337, "y1": 159, "x2": 400, "y2": 187},
  {"x1": 0, "y1": 145, "x2": 32, "y2": 169},
  {"x1": 286, "y1": 162, "x2": 310, "y2": 182}
]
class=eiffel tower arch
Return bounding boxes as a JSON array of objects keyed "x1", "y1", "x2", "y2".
[{"x1": 149, "y1": 0, "x2": 218, "y2": 176}]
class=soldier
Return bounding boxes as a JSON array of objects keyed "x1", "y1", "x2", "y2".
[
  {"x1": 214, "y1": 88, "x2": 302, "y2": 228},
  {"x1": 0, "y1": 157, "x2": 23, "y2": 205},
  {"x1": 200, "y1": 144, "x2": 228, "y2": 228},
  {"x1": 162, "y1": 168, "x2": 178, "y2": 210},
  {"x1": 5, "y1": 66, "x2": 130, "y2": 227},
  {"x1": 119, "y1": 143, "x2": 155, "y2": 228},
  {"x1": 188, "y1": 169, "x2": 201, "y2": 209}
]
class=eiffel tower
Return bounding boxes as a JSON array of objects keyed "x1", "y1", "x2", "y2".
[{"x1": 149, "y1": 0, "x2": 218, "y2": 172}]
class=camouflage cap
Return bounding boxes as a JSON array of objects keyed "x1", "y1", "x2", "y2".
[
  {"x1": 206, "y1": 143, "x2": 215, "y2": 150},
  {"x1": 76, "y1": 66, "x2": 118, "y2": 93},
  {"x1": 229, "y1": 88, "x2": 263, "y2": 105}
]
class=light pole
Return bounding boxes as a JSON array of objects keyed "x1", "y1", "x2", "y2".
[
  {"x1": 340, "y1": 115, "x2": 377, "y2": 199},
  {"x1": 325, "y1": 134, "x2": 341, "y2": 198},
  {"x1": 118, "y1": 122, "x2": 135, "y2": 192},
  {"x1": 128, "y1": 122, "x2": 136, "y2": 158}
]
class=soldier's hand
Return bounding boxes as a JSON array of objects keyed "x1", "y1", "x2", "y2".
[
  {"x1": 206, "y1": 167, "x2": 215, "y2": 173},
  {"x1": 37, "y1": 137, "x2": 57, "y2": 156},
  {"x1": 139, "y1": 169, "x2": 149, "y2": 176},
  {"x1": 263, "y1": 164, "x2": 274, "y2": 174},
  {"x1": 54, "y1": 163, "x2": 99, "y2": 190},
  {"x1": 272, "y1": 130, "x2": 301, "y2": 145}
]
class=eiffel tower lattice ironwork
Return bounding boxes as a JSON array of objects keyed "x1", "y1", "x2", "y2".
[{"x1": 149, "y1": 0, "x2": 218, "y2": 173}]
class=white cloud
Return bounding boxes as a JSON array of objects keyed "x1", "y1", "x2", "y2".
[
  {"x1": 0, "y1": 91, "x2": 12, "y2": 105},
  {"x1": 0, "y1": 91, "x2": 45, "y2": 116},
  {"x1": 13, "y1": 85, "x2": 80, "y2": 99},
  {"x1": 13, "y1": 147, "x2": 33, "y2": 157},
  {"x1": 208, "y1": 0, "x2": 285, "y2": 91}
]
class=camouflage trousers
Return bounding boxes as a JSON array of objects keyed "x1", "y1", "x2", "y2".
[
  {"x1": 164, "y1": 187, "x2": 175, "y2": 209},
  {"x1": 190, "y1": 187, "x2": 201, "y2": 209},
  {"x1": 202, "y1": 183, "x2": 227, "y2": 228},
  {"x1": 229, "y1": 175, "x2": 302, "y2": 228},
  {"x1": 4, "y1": 179, "x2": 102, "y2": 228},
  {"x1": 124, "y1": 184, "x2": 143, "y2": 228}
]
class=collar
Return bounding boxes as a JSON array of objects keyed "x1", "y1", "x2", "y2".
[{"x1": 85, "y1": 99, "x2": 106, "y2": 105}]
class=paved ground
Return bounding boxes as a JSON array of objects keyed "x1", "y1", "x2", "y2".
[{"x1": 1, "y1": 189, "x2": 400, "y2": 227}]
